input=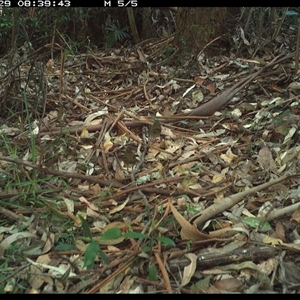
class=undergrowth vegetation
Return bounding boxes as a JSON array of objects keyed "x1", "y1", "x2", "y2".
[{"x1": 1, "y1": 7, "x2": 300, "y2": 294}]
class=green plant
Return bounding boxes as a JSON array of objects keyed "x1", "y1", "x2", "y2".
[
  {"x1": 0, "y1": 261, "x2": 8, "y2": 293},
  {"x1": 282, "y1": 9, "x2": 299, "y2": 26},
  {"x1": 101, "y1": 226, "x2": 176, "y2": 253},
  {"x1": 79, "y1": 215, "x2": 109, "y2": 269},
  {"x1": 60, "y1": 35, "x2": 80, "y2": 55},
  {"x1": 0, "y1": 260, "x2": 28, "y2": 293},
  {"x1": 147, "y1": 264, "x2": 158, "y2": 281},
  {"x1": 0, "y1": 8, "x2": 13, "y2": 33},
  {"x1": 78, "y1": 219, "x2": 176, "y2": 270},
  {"x1": 105, "y1": 23, "x2": 130, "y2": 48},
  {"x1": 0, "y1": 133, "x2": 20, "y2": 184}
]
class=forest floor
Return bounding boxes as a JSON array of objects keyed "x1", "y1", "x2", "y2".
[{"x1": 1, "y1": 38, "x2": 300, "y2": 293}]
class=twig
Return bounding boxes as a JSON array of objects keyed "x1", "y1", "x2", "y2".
[
  {"x1": 86, "y1": 255, "x2": 136, "y2": 294},
  {"x1": 154, "y1": 252, "x2": 173, "y2": 294},
  {"x1": 267, "y1": 202, "x2": 300, "y2": 222},
  {"x1": 130, "y1": 126, "x2": 150, "y2": 206}
]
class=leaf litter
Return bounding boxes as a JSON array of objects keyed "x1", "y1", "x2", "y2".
[{"x1": 1, "y1": 39, "x2": 300, "y2": 294}]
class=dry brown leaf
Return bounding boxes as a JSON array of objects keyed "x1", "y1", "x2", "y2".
[
  {"x1": 212, "y1": 172, "x2": 226, "y2": 183},
  {"x1": 283, "y1": 127, "x2": 297, "y2": 145},
  {"x1": 291, "y1": 205, "x2": 300, "y2": 224},
  {"x1": 195, "y1": 76, "x2": 206, "y2": 85},
  {"x1": 119, "y1": 275, "x2": 136, "y2": 293},
  {"x1": 288, "y1": 81, "x2": 300, "y2": 91},
  {"x1": 87, "y1": 207, "x2": 100, "y2": 218},
  {"x1": 79, "y1": 196, "x2": 100, "y2": 212},
  {"x1": 114, "y1": 164, "x2": 127, "y2": 180},
  {"x1": 206, "y1": 83, "x2": 216, "y2": 94},
  {"x1": 278, "y1": 261, "x2": 300, "y2": 285},
  {"x1": 274, "y1": 221, "x2": 286, "y2": 242},
  {"x1": 0, "y1": 232, "x2": 35, "y2": 256},
  {"x1": 80, "y1": 127, "x2": 90, "y2": 143},
  {"x1": 28, "y1": 265, "x2": 53, "y2": 290},
  {"x1": 277, "y1": 145, "x2": 300, "y2": 165},
  {"x1": 257, "y1": 146, "x2": 276, "y2": 170},
  {"x1": 180, "y1": 253, "x2": 197, "y2": 287},
  {"x1": 42, "y1": 233, "x2": 55, "y2": 254},
  {"x1": 213, "y1": 277, "x2": 244, "y2": 292},
  {"x1": 26, "y1": 257, "x2": 77, "y2": 278},
  {"x1": 63, "y1": 197, "x2": 74, "y2": 213},
  {"x1": 109, "y1": 198, "x2": 129, "y2": 215},
  {"x1": 220, "y1": 148, "x2": 238, "y2": 164},
  {"x1": 104, "y1": 132, "x2": 113, "y2": 153},
  {"x1": 169, "y1": 202, "x2": 210, "y2": 241}
]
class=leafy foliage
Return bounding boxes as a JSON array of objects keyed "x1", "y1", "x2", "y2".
[{"x1": 105, "y1": 23, "x2": 130, "y2": 48}]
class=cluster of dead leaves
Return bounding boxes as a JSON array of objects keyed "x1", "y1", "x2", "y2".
[{"x1": 1, "y1": 38, "x2": 300, "y2": 293}]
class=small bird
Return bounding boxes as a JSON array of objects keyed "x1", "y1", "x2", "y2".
[
  {"x1": 123, "y1": 145, "x2": 137, "y2": 167},
  {"x1": 148, "y1": 118, "x2": 161, "y2": 142}
]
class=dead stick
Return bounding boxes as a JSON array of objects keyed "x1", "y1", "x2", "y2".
[
  {"x1": 188, "y1": 52, "x2": 293, "y2": 116},
  {"x1": 192, "y1": 173, "x2": 300, "y2": 227}
]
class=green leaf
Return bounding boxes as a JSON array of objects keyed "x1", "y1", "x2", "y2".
[
  {"x1": 285, "y1": 10, "x2": 298, "y2": 16},
  {"x1": 123, "y1": 231, "x2": 149, "y2": 239},
  {"x1": 142, "y1": 245, "x2": 151, "y2": 253},
  {"x1": 54, "y1": 243, "x2": 78, "y2": 251},
  {"x1": 242, "y1": 217, "x2": 272, "y2": 232},
  {"x1": 84, "y1": 240, "x2": 99, "y2": 269},
  {"x1": 156, "y1": 236, "x2": 176, "y2": 246},
  {"x1": 147, "y1": 265, "x2": 158, "y2": 281},
  {"x1": 191, "y1": 275, "x2": 212, "y2": 293},
  {"x1": 100, "y1": 228, "x2": 122, "y2": 240},
  {"x1": 98, "y1": 248, "x2": 109, "y2": 265},
  {"x1": 79, "y1": 215, "x2": 92, "y2": 241}
]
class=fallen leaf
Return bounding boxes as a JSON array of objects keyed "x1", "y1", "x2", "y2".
[
  {"x1": 104, "y1": 131, "x2": 113, "y2": 153},
  {"x1": 291, "y1": 205, "x2": 300, "y2": 224},
  {"x1": 220, "y1": 148, "x2": 238, "y2": 164},
  {"x1": 109, "y1": 198, "x2": 129, "y2": 215},
  {"x1": 80, "y1": 127, "x2": 90, "y2": 143},
  {"x1": 170, "y1": 201, "x2": 210, "y2": 241},
  {"x1": 0, "y1": 232, "x2": 36, "y2": 256},
  {"x1": 257, "y1": 146, "x2": 276, "y2": 170},
  {"x1": 180, "y1": 253, "x2": 197, "y2": 287},
  {"x1": 206, "y1": 83, "x2": 216, "y2": 94},
  {"x1": 213, "y1": 277, "x2": 244, "y2": 292}
]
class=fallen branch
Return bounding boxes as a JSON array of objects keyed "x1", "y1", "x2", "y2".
[
  {"x1": 188, "y1": 52, "x2": 295, "y2": 116},
  {"x1": 191, "y1": 173, "x2": 300, "y2": 227},
  {"x1": 168, "y1": 245, "x2": 278, "y2": 271}
]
